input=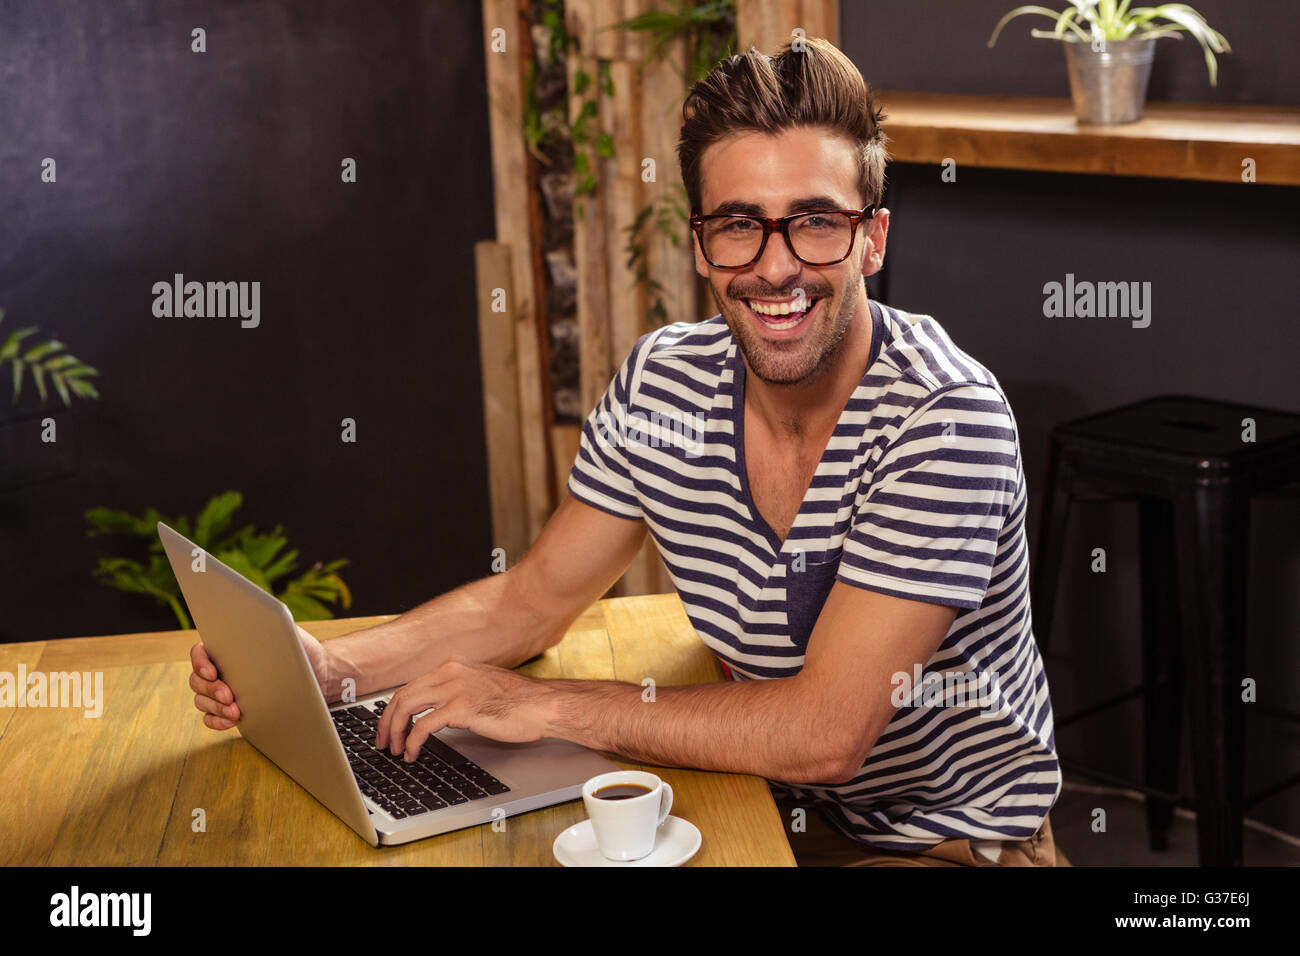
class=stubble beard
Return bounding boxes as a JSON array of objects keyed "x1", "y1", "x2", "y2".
[{"x1": 718, "y1": 274, "x2": 860, "y2": 387}]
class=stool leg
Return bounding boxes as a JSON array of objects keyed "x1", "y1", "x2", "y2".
[
  {"x1": 1032, "y1": 441, "x2": 1073, "y2": 655},
  {"x1": 1139, "y1": 497, "x2": 1182, "y2": 851},
  {"x1": 1172, "y1": 483, "x2": 1248, "y2": 867}
]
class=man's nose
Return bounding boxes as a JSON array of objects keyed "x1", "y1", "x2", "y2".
[{"x1": 750, "y1": 230, "x2": 802, "y2": 293}]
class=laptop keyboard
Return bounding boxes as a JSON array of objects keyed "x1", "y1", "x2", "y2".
[{"x1": 331, "y1": 699, "x2": 510, "y2": 819}]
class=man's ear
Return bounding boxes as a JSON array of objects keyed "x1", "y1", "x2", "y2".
[
  {"x1": 692, "y1": 230, "x2": 711, "y2": 280},
  {"x1": 861, "y1": 207, "x2": 889, "y2": 278}
]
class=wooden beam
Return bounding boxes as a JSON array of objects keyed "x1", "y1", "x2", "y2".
[
  {"x1": 550, "y1": 423, "x2": 581, "y2": 510},
  {"x1": 879, "y1": 92, "x2": 1300, "y2": 186},
  {"x1": 639, "y1": 36, "x2": 699, "y2": 332},
  {"x1": 474, "y1": 241, "x2": 530, "y2": 567},
  {"x1": 481, "y1": 0, "x2": 555, "y2": 544},
  {"x1": 566, "y1": 44, "x2": 615, "y2": 422},
  {"x1": 603, "y1": 59, "x2": 646, "y2": 370},
  {"x1": 737, "y1": 0, "x2": 840, "y2": 53}
]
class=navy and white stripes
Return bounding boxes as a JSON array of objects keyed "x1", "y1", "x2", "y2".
[{"x1": 568, "y1": 298, "x2": 1061, "y2": 850}]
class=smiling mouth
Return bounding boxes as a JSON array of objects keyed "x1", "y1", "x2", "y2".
[{"x1": 740, "y1": 296, "x2": 822, "y2": 333}]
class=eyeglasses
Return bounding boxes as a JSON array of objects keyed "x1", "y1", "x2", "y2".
[{"x1": 689, "y1": 204, "x2": 876, "y2": 269}]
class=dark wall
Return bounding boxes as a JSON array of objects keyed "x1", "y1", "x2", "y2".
[
  {"x1": 845, "y1": 2, "x2": 1300, "y2": 839},
  {"x1": 845, "y1": 0, "x2": 1300, "y2": 104},
  {"x1": 0, "y1": 0, "x2": 495, "y2": 642}
]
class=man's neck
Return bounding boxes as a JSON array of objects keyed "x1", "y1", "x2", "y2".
[{"x1": 744, "y1": 298, "x2": 873, "y2": 443}]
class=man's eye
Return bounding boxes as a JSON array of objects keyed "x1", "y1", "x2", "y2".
[{"x1": 721, "y1": 219, "x2": 756, "y2": 232}]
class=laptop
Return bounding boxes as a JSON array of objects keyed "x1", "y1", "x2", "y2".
[{"x1": 157, "y1": 521, "x2": 620, "y2": 847}]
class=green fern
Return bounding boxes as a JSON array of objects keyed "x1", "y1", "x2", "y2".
[
  {"x1": 0, "y1": 308, "x2": 100, "y2": 406},
  {"x1": 608, "y1": 0, "x2": 737, "y2": 86}
]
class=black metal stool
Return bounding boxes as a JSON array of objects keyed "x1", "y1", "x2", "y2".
[{"x1": 1032, "y1": 394, "x2": 1300, "y2": 866}]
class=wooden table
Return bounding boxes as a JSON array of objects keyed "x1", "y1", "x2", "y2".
[{"x1": 0, "y1": 593, "x2": 795, "y2": 866}]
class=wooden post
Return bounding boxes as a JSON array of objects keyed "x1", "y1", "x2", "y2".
[
  {"x1": 474, "y1": 241, "x2": 530, "y2": 566},
  {"x1": 602, "y1": 59, "x2": 646, "y2": 376},
  {"x1": 736, "y1": 0, "x2": 840, "y2": 53},
  {"x1": 481, "y1": 0, "x2": 556, "y2": 545}
]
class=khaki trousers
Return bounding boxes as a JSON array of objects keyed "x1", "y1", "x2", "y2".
[{"x1": 774, "y1": 792, "x2": 1071, "y2": 867}]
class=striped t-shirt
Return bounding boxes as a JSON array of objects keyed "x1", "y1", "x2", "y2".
[{"x1": 567, "y1": 298, "x2": 1062, "y2": 851}]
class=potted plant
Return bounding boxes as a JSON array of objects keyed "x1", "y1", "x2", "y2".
[{"x1": 988, "y1": 1, "x2": 1231, "y2": 124}]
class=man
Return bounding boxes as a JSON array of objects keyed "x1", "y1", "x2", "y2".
[{"x1": 190, "y1": 37, "x2": 1064, "y2": 867}]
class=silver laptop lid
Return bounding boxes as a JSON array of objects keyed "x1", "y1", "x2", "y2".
[{"x1": 157, "y1": 521, "x2": 379, "y2": 846}]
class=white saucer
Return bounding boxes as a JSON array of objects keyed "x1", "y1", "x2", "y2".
[{"x1": 553, "y1": 816, "x2": 701, "y2": 867}]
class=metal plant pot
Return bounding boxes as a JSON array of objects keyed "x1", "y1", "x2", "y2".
[{"x1": 1063, "y1": 36, "x2": 1156, "y2": 124}]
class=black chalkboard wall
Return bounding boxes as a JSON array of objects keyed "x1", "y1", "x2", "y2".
[{"x1": 0, "y1": 1, "x2": 496, "y2": 642}]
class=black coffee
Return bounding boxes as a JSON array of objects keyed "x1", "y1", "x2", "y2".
[{"x1": 594, "y1": 784, "x2": 653, "y2": 800}]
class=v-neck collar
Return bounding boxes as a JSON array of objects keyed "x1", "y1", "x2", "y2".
[{"x1": 731, "y1": 298, "x2": 887, "y2": 557}]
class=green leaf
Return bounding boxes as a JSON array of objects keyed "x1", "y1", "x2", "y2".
[
  {"x1": 242, "y1": 528, "x2": 288, "y2": 570},
  {"x1": 32, "y1": 362, "x2": 48, "y2": 402},
  {"x1": 42, "y1": 353, "x2": 80, "y2": 371},
  {"x1": 573, "y1": 69, "x2": 590, "y2": 96},
  {"x1": 145, "y1": 552, "x2": 180, "y2": 593},
  {"x1": 0, "y1": 326, "x2": 38, "y2": 362},
  {"x1": 280, "y1": 591, "x2": 334, "y2": 622},
  {"x1": 215, "y1": 549, "x2": 270, "y2": 591},
  {"x1": 595, "y1": 133, "x2": 615, "y2": 158},
  {"x1": 11, "y1": 357, "x2": 21, "y2": 403},
  {"x1": 22, "y1": 339, "x2": 64, "y2": 363},
  {"x1": 194, "y1": 491, "x2": 243, "y2": 547},
  {"x1": 86, "y1": 506, "x2": 145, "y2": 537},
  {"x1": 988, "y1": 5, "x2": 1090, "y2": 45},
  {"x1": 50, "y1": 370, "x2": 72, "y2": 406},
  {"x1": 68, "y1": 377, "x2": 99, "y2": 399},
  {"x1": 263, "y1": 547, "x2": 301, "y2": 583}
]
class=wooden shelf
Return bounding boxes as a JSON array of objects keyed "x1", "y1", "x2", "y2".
[{"x1": 877, "y1": 91, "x2": 1300, "y2": 186}]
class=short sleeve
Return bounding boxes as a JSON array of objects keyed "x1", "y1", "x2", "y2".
[
  {"x1": 836, "y1": 384, "x2": 1020, "y2": 610},
  {"x1": 565, "y1": 335, "x2": 649, "y2": 521}
]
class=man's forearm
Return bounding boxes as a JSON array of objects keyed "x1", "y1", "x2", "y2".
[
  {"x1": 542, "y1": 675, "x2": 858, "y2": 785},
  {"x1": 321, "y1": 569, "x2": 559, "y2": 701}
]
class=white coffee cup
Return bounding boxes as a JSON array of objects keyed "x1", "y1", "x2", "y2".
[{"x1": 581, "y1": 770, "x2": 674, "y2": 862}]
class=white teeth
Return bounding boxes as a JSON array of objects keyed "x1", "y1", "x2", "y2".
[
  {"x1": 748, "y1": 299, "x2": 796, "y2": 316},
  {"x1": 746, "y1": 298, "x2": 817, "y2": 330}
]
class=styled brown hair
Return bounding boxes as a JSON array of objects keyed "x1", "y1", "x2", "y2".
[{"x1": 677, "y1": 37, "x2": 889, "y2": 216}]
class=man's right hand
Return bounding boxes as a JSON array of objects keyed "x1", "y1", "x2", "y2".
[{"x1": 189, "y1": 625, "x2": 331, "y2": 730}]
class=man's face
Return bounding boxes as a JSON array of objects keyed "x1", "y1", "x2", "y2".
[{"x1": 692, "y1": 126, "x2": 886, "y2": 386}]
